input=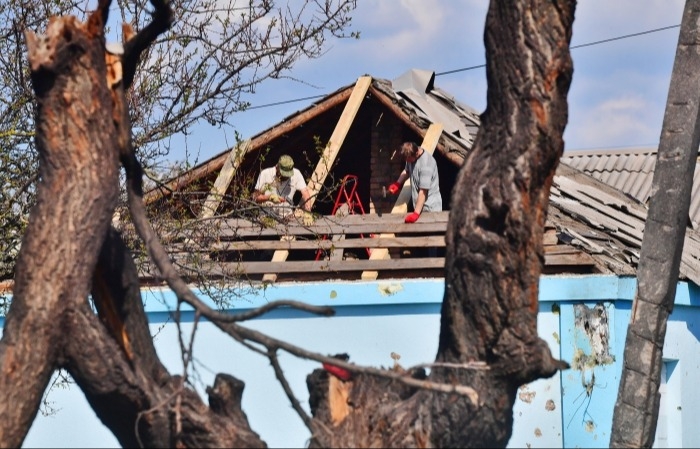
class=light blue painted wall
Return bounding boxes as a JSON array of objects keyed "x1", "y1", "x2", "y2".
[{"x1": 12, "y1": 275, "x2": 700, "y2": 448}]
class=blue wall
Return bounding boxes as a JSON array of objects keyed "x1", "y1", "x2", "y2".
[{"x1": 13, "y1": 275, "x2": 700, "y2": 448}]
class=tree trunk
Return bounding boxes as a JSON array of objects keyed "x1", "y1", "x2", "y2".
[
  {"x1": 0, "y1": 8, "x2": 265, "y2": 448},
  {"x1": 610, "y1": 1, "x2": 700, "y2": 446},
  {"x1": 0, "y1": 13, "x2": 120, "y2": 446},
  {"x1": 307, "y1": 1, "x2": 574, "y2": 447}
]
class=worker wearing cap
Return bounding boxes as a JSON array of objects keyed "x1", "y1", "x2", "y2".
[{"x1": 253, "y1": 154, "x2": 311, "y2": 217}]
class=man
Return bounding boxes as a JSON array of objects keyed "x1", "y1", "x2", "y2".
[
  {"x1": 253, "y1": 154, "x2": 312, "y2": 219},
  {"x1": 386, "y1": 141, "x2": 442, "y2": 223}
]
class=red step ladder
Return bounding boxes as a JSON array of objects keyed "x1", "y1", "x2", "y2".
[
  {"x1": 315, "y1": 175, "x2": 371, "y2": 260},
  {"x1": 330, "y1": 174, "x2": 366, "y2": 216}
]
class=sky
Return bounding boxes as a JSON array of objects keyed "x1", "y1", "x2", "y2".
[{"x1": 171, "y1": 0, "x2": 687, "y2": 166}]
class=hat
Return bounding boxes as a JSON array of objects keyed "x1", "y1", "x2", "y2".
[{"x1": 277, "y1": 155, "x2": 295, "y2": 178}]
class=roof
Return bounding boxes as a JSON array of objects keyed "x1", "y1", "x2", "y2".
[
  {"x1": 550, "y1": 163, "x2": 700, "y2": 285},
  {"x1": 140, "y1": 161, "x2": 700, "y2": 284},
  {"x1": 561, "y1": 147, "x2": 700, "y2": 229}
]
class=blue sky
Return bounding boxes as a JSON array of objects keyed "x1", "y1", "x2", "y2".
[{"x1": 172, "y1": 0, "x2": 687, "y2": 165}]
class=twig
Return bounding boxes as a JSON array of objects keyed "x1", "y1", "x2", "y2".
[
  {"x1": 223, "y1": 299, "x2": 334, "y2": 322},
  {"x1": 268, "y1": 350, "x2": 314, "y2": 431},
  {"x1": 407, "y1": 361, "x2": 490, "y2": 372}
]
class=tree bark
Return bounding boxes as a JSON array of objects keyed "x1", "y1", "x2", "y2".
[
  {"x1": 306, "y1": 1, "x2": 574, "y2": 447},
  {"x1": 0, "y1": 13, "x2": 120, "y2": 446},
  {"x1": 610, "y1": 0, "x2": 700, "y2": 446}
]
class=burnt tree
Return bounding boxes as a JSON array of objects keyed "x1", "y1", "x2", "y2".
[
  {"x1": 1, "y1": 0, "x2": 574, "y2": 447},
  {"x1": 306, "y1": 1, "x2": 574, "y2": 447},
  {"x1": 0, "y1": 1, "x2": 266, "y2": 447}
]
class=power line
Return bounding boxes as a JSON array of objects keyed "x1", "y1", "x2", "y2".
[
  {"x1": 245, "y1": 94, "x2": 326, "y2": 111},
  {"x1": 247, "y1": 23, "x2": 681, "y2": 110},
  {"x1": 436, "y1": 24, "x2": 680, "y2": 76},
  {"x1": 570, "y1": 24, "x2": 679, "y2": 50}
]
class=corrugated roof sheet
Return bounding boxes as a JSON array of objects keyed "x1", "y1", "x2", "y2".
[
  {"x1": 552, "y1": 163, "x2": 700, "y2": 284},
  {"x1": 561, "y1": 147, "x2": 700, "y2": 229}
]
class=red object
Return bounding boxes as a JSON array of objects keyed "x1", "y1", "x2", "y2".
[
  {"x1": 315, "y1": 175, "x2": 371, "y2": 260},
  {"x1": 404, "y1": 212, "x2": 420, "y2": 223},
  {"x1": 322, "y1": 362, "x2": 352, "y2": 381},
  {"x1": 387, "y1": 182, "x2": 401, "y2": 195}
]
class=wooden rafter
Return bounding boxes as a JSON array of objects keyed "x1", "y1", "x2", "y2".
[
  {"x1": 143, "y1": 86, "x2": 356, "y2": 205},
  {"x1": 199, "y1": 139, "x2": 251, "y2": 219}
]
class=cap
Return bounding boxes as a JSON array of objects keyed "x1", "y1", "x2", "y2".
[{"x1": 277, "y1": 154, "x2": 295, "y2": 178}]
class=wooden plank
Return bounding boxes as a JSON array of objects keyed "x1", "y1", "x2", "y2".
[
  {"x1": 306, "y1": 76, "x2": 373, "y2": 206},
  {"x1": 171, "y1": 235, "x2": 447, "y2": 253},
  {"x1": 200, "y1": 139, "x2": 251, "y2": 219},
  {"x1": 543, "y1": 252, "x2": 597, "y2": 266},
  {"x1": 328, "y1": 234, "x2": 346, "y2": 261},
  {"x1": 362, "y1": 123, "x2": 444, "y2": 280},
  {"x1": 183, "y1": 257, "x2": 447, "y2": 276},
  {"x1": 165, "y1": 211, "x2": 450, "y2": 241},
  {"x1": 263, "y1": 76, "x2": 373, "y2": 282},
  {"x1": 215, "y1": 218, "x2": 449, "y2": 239},
  {"x1": 155, "y1": 251, "x2": 600, "y2": 279},
  {"x1": 543, "y1": 229, "x2": 559, "y2": 246},
  {"x1": 211, "y1": 210, "x2": 450, "y2": 229}
]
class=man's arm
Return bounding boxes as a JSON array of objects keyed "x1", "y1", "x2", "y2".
[
  {"x1": 396, "y1": 169, "x2": 408, "y2": 185},
  {"x1": 414, "y1": 188, "x2": 428, "y2": 214},
  {"x1": 300, "y1": 188, "x2": 312, "y2": 211}
]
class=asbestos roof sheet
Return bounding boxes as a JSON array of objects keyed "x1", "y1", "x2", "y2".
[
  {"x1": 552, "y1": 162, "x2": 700, "y2": 284},
  {"x1": 561, "y1": 147, "x2": 700, "y2": 229}
]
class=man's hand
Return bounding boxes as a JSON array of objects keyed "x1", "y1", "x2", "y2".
[
  {"x1": 302, "y1": 211, "x2": 315, "y2": 226},
  {"x1": 404, "y1": 212, "x2": 420, "y2": 223},
  {"x1": 294, "y1": 209, "x2": 315, "y2": 226},
  {"x1": 387, "y1": 182, "x2": 401, "y2": 195},
  {"x1": 269, "y1": 194, "x2": 283, "y2": 203}
]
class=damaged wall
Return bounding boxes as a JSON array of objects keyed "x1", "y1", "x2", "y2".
[{"x1": 15, "y1": 275, "x2": 700, "y2": 448}]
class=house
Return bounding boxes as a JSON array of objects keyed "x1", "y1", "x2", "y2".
[{"x1": 16, "y1": 71, "x2": 700, "y2": 448}]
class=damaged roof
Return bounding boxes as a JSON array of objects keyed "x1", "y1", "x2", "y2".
[
  {"x1": 561, "y1": 147, "x2": 700, "y2": 229},
  {"x1": 139, "y1": 69, "x2": 700, "y2": 285},
  {"x1": 549, "y1": 163, "x2": 700, "y2": 284}
]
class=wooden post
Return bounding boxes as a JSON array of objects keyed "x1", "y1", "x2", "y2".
[{"x1": 361, "y1": 123, "x2": 444, "y2": 280}]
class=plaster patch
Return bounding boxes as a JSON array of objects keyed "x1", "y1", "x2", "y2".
[{"x1": 378, "y1": 283, "x2": 404, "y2": 296}]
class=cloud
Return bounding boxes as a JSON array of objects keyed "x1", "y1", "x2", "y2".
[
  {"x1": 566, "y1": 94, "x2": 664, "y2": 150},
  {"x1": 320, "y1": 0, "x2": 486, "y2": 74}
]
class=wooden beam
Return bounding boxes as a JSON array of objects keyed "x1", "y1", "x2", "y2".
[
  {"x1": 200, "y1": 139, "x2": 251, "y2": 219},
  {"x1": 306, "y1": 76, "x2": 373, "y2": 206},
  {"x1": 263, "y1": 76, "x2": 373, "y2": 282},
  {"x1": 162, "y1": 257, "x2": 447, "y2": 276},
  {"x1": 362, "y1": 123, "x2": 444, "y2": 280},
  {"x1": 171, "y1": 235, "x2": 447, "y2": 252}
]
